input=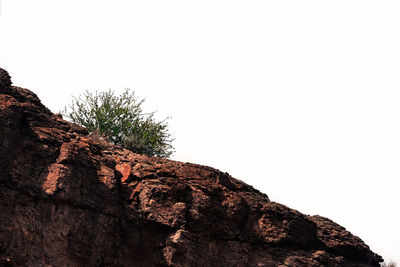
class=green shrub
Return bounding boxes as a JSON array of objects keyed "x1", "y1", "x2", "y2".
[{"x1": 63, "y1": 89, "x2": 174, "y2": 158}]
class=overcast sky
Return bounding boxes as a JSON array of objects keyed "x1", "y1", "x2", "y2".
[{"x1": 1, "y1": 0, "x2": 399, "y2": 263}]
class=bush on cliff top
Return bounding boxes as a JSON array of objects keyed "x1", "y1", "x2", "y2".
[{"x1": 63, "y1": 89, "x2": 174, "y2": 158}]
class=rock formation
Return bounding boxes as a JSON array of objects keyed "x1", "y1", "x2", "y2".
[{"x1": 0, "y1": 68, "x2": 382, "y2": 266}]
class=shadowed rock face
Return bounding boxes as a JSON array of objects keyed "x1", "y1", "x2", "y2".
[{"x1": 0, "y1": 68, "x2": 382, "y2": 266}]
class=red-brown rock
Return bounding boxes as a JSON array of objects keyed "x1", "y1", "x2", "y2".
[{"x1": 0, "y1": 68, "x2": 382, "y2": 266}]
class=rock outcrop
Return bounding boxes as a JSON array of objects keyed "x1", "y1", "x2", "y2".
[{"x1": 0, "y1": 68, "x2": 382, "y2": 266}]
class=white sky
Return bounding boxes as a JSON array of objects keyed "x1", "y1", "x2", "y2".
[{"x1": 1, "y1": 0, "x2": 399, "y2": 263}]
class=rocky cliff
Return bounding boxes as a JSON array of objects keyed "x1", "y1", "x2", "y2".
[{"x1": 0, "y1": 68, "x2": 382, "y2": 266}]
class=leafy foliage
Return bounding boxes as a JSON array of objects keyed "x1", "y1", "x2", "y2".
[{"x1": 63, "y1": 89, "x2": 174, "y2": 158}]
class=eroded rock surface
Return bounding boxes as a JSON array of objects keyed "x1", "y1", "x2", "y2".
[{"x1": 0, "y1": 68, "x2": 382, "y2": 266}]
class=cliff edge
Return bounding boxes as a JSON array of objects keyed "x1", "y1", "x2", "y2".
[{"x1": 0, "y1": 68, "x2": 382, "y2": 266}]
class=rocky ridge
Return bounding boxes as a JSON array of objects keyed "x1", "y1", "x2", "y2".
[{"x1": 0, "y1": 68, "x2": 382, "y2": 266}]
